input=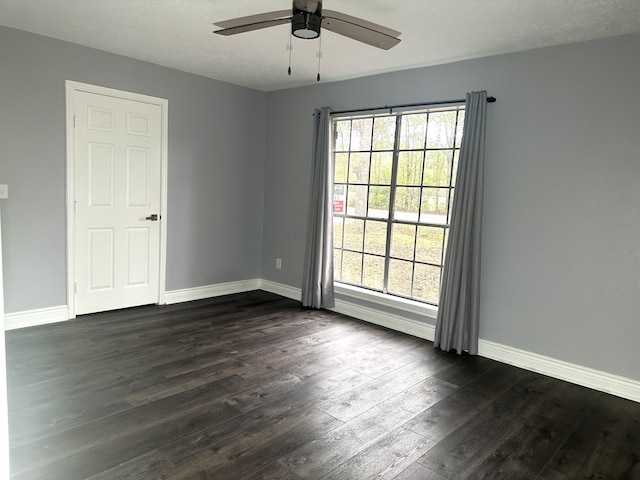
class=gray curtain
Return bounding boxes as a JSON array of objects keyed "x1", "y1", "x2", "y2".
[
  {"x1": 301, "y1": 107, "x2": 335, "y2": 308},
  {"x1": 434, "y1": 91, "x2": 488, "y2": 355}
]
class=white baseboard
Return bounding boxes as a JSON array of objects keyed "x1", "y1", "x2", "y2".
[
  {"x1": 164, "y1": 279, "x2": 261, "y2": 304},
  {"x1": 4, "y1": 305, "x2": 70, "y2": 331},
  {"x1": 258, "y1": 279, "x2": 301, "y2": 301},
  {"x1": 5, "y1": 279, "x2": 640, "y2": 403},
  {"x1": 259, "y1": 281, "x2": 437, "y2": 340},
  {"x1": 332, "y1": 297, "x2": 436, "y2": 342},
  {"x1": 477, "y1": 340, "x2": 640, "y2": 403},
  {"x1": 260, "y1": 280, "x2": 640, "y2": 404},
  {"x1": 4, "y1": 280, "x2": 263, "y2": 331}
]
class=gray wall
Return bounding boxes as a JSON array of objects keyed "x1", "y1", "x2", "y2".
[
  {"x1": 261, "y1": 34, "x2": 640, "y2": 381},
  {"x1": 0, "y1": 26, "x2": 267, "y2": 313}
]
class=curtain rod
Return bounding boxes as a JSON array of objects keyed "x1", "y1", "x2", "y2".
[{"x1": 331, "y1": 96, "x2": 496, "y2": 116}]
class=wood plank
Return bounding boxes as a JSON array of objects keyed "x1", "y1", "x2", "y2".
[
  {"x1": 458, "y1": 412, "x2": 573, "y2": 479},
  {"x1": 280, "y1": 376, "x2": 455, "y2": 478},
  {"x1": 84, "y1": 450, "x2": 178, "y2": 480},
  {"x1": 164, "y1": 408, "x2": 341, "y2": 479},
  {"x1": 320, "y1": 427, "x2": 435, "y2": 480},
  {"x1": 403, "y1": 362, "x2": 527, "y2": 441},
  {"x1": 315, "y1": 353, "x2": 455, "y2": 422},
  {"x1": 242, "y1": 462, "x2": 305, "y2": 480},
  {"x1": 537, "y1": 394, "x2": 640, "y2": 479},
  {"x1": 10, "y1": 376, "x2": 245, "y2": 476},
  {"x1": 392, "y1": 462, "x2": 448, "y2": 480},
  {"x1": 415, "y1": 373, "x2": 595, "y2": 478},
  {"x1": 158, "y1": 400, "x2": 342, "y2": 467}
]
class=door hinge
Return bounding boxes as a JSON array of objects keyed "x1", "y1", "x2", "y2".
[
  {"x1": 73, "y1": 115, "x2": 76, "y2": 128},
  {"x1": 74, "y1": 282, "x2": 77, "y2": 293}
]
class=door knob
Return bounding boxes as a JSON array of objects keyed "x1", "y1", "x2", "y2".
[{"x1": 145, "y1": 214, "x2": 159, "y2": 221}]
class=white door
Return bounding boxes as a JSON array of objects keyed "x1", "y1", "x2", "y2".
[{"x1": 73, "y1": 90, "x2": 163, "y2": 315}]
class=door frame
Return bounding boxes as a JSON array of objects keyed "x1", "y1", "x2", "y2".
[{"x1": 65, "y1": 81, "x2": 168, "y2": 319}]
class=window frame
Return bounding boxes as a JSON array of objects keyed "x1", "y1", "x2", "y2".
[{"x1": 332, "y1": 104, "x2": 465, "y2": 307}]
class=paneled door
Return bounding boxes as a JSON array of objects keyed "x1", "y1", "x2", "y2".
[{"x1": 72, "y1": 89, "x2": 163, "y2": 315}]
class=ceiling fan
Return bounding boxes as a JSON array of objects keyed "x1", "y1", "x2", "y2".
[{"x1": 214, "y1": 0, "x2": 401, "y2": 50}]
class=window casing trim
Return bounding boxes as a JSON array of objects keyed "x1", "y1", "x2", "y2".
[{"x1": 334, "y1": 283, "x2": 438, "y2": 320}]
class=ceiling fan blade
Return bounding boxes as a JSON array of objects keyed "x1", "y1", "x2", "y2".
[
  {"x1": 215, "y1": 18, "x2": 292, "y2": 36},
  {"x1": 214, "y1": 10, "x2": 291, "y2": 29},
  {"x1": 322, "y1": 17, "x2": 401, "y2": 50},
  {"x1": 323, "y1": 9, "x2": 401, "y2": 38}
]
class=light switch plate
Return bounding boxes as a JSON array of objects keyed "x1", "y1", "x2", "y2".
[{"x1": 0, "y1": 184, "x2": 7, "y2": 199}]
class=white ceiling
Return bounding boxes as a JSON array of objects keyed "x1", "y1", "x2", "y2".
[{"x1": 1, "y1": 0, "x2": 639, "y2": 91}]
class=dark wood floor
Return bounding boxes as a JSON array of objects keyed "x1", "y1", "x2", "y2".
[{"x1": 6, "y1": 291, "x2": 640, "y2": 479}]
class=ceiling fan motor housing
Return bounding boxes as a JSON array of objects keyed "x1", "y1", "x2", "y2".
[{"x1": 292, "y1": 0, "x2": 322, "y2": 39}]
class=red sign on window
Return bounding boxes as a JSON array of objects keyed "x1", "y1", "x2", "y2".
[{"x1": 333, "y1": 200, "x2": 344, "y2": 213}]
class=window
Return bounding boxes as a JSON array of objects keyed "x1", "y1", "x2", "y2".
[{"x1": 332, "y1": 105, "x2": 465, "y2": 306}]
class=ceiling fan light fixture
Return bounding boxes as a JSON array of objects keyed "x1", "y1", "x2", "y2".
[
  {"x1": 292, "y1": 0, "x2": 322, "y2": 39},
  {"x1": 292, "y1": 12, "x2": 321, "y2": 39}
]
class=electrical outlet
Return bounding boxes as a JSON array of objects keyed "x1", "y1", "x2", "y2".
[
  {"x1": 276, "y1": 258, "x2": 282, "y2": 270},
  {"x1": 0, "y1": 184, "x2": 7, "y2": 199}
]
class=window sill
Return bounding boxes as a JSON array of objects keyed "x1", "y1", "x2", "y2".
[{"x1": 334, "y1": 283, "x2": 438, "y2": 320}]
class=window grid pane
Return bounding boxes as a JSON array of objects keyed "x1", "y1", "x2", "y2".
[
  {"x1": 364, "y1": 220, "x2": 387, "y2": 256},
  {"x1": 362, "y1": 255, "x2": 385, "y2": 291},
  {"x1": 334, "y1": 250, "x2": 343, "y2": 282},
  {"x1": 412, "y1": 263, "x2": 441, "y2": 303},
  {"x1": 388, "y1": 259, "x2": 413, "y2": 297},
  {"x1": 332, "y1": 107, "x2": 463, "y2": 306}
]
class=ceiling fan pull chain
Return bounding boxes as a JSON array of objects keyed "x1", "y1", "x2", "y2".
[
  {"x1": 288, "y1": 33, "x2": 293, "y2": 75},
  {"x1": 316, "y1": 34, "x2": 322, "y2": 81}
]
